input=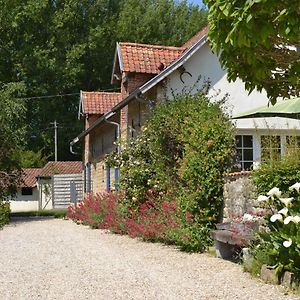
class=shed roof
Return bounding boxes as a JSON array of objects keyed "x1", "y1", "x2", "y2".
[
  {"x1": 39, "y1": 161, "x2": 82, "y2": 177},
  {"x1": 21, "y1": 168, "x2": 41, "y2": 188}
]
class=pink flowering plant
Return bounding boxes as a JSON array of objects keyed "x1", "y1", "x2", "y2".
[{"x1": 252, "y1": 183, "x2": 300, "y2": 278}]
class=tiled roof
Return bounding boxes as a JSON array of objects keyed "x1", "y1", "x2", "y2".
[
  {"x1": 119, "y1": 43, "x2": 185, "y2": 74},
  {"x1": 21, "y1": 168, "x2": 40, "y2": 188},
  {"x1": 117, "y1": 27, "x2": 208, "y2": 75},
  {"x1": 39, "y1": 161, "x2": 82, "y2": 177},
  {"x1": 182, "y1": 26, "x2": 208, "y2": 49},
  {"x1": 82, "y1": 92, "x2": 122, "y2": 115}
]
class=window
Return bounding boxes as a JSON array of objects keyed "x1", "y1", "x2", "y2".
[
  {"x1": 261, "y1": 135, "x2": 281, "y2": 161},
  {"x1": 21, "y1": 187, "x2": 33, "y2": 196},
  {"x1": 235, "y1": 135, "x2": 253, "y2": 170},
  {"x1": 286, "y1": 136, "x2": 300, "y2": 148}
]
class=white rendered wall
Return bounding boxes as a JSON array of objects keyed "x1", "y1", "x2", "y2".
[
  {"x1": 163, "y1": 43, "x2": 300, "y2": 131},
  {"x1": 10, "y1": 188, "x2": 39, "y2": 212}
]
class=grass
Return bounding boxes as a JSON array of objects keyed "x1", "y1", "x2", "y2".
[{"x1": 10, "y1": 209, "x2": 67, "y2": 219}]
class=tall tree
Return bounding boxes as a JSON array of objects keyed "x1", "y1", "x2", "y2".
[
  {"x1": 0, "y1": 0, "x2": 207, "y2": 161},
  {"x1": 204, "y1": 0, "x2": 300, "y2": 104},
  {"x1": 0, "y1": 82, "x2": 26, "y2": 199}
]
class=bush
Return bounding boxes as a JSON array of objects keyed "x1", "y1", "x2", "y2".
[
  {"x1": 67, "y1": 193, "x2": 124, "y2": 232},
  {"x1": 252, "y1": 148, "x2": 300, "y2": 195},
  {"x1": 0, "y1": 199, "x2": 10, "y2": 228},
  {"x1": 107, "y1": 93, "x2": 235, "y2": 251}
]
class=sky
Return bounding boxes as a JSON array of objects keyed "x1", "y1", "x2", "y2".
[{"x1": 187, "y1": 0, "x2": 204, "y2": 7}]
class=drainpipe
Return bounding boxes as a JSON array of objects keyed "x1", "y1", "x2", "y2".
[
  {"x1": 104, "y1": 119, "x2": 121, "y2": 191},
  {"x1": 104, "y1": 119, "x2": 121, "y2": 154},
  {"x1": 70, "y1": 137, "x2": 79, "y2": 155}
]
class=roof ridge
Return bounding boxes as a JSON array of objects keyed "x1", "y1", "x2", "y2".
[
  {"x1": 82, "y1": 91, "x2": 121, "y2": 95},
  {"x1": 119, "y1": 42, "x2": 185, "y2": 51},
  {"x1": 182, "y1": 26, "x2": 208, "y2": 49}
]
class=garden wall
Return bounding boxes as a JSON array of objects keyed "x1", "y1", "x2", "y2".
[{"x1": 223, "y1": 171, "x2": 256, "y2": 222}]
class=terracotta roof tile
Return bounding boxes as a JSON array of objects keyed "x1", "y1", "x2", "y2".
[
  {"x1": 182, "y1": 26, "x2": 208, "y2": 49},
  {"x1": 82, "y1": 92, "x2": 122, "y2": 115},
  {"x1": 21, "y1": 168, "x2": 40, "y2": 188},
  {"x1": 119, "y1": 43, "x2": 185, "y2": 74},
  {"x1": 117, "y1": 27, "x2": 208, "y2": 75},
  {"x1": 39, "y1": 161, "x2": 82, "y2": 177}
]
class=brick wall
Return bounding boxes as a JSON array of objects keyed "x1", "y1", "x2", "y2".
[
  {"x1": 120, "y1": 72, "x2": 154, "y2": 141},
  {"x1": 84, "y1": 114, "x2": 101, "y2": 165}
]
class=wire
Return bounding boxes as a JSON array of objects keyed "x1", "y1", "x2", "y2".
[
  {"x1": 15, "y1": 87, "x2": 121, "y2": 101},
  {"x1": 16, "y1": 93, "x2": 79, "y2": 100}
]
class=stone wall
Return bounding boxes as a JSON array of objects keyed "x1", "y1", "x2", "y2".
[{"x1": 223, "y1": 172, "x2": 257, "y2": 222}]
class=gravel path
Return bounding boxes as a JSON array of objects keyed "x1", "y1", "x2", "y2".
[{"x1": 0, "y1": 218, "x2": 298, "y2": 300}]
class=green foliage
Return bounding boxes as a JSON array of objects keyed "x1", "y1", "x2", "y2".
[
  {"x1": 10, "y1": 209, "x2": 67, "y2": 219},
  {"x1": 0, "y1": 82, "x2": 26, "y2": 199},
  {"x1": 0, "y1": 0, "x2": 207, "y2": 160},
  {"x1": 204, "y1": 0, "x2": 300, "y2": 103},
  {"x1": 17, "y1": 150, "x2": 48, "y2": 168},
  {"x1": 250, "y1": 185, "x2": 300, "y2": 279},
  {"x1": 0, "y1": 200, "x2": 10, "y2": 229},
  {"x1": 117, "y1": 0, "x2": 208, "y2": 46},
  {"x1": 252, "y1": 148, "x2": 300, "y2": 195},
  {"x1": 109, "y1": 93, "x2": 235, "y2": 251}
]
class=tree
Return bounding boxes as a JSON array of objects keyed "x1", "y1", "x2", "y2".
[
  {"x1": 0, "y1": 0, "x2": 207, "y2": 160},
  {"x1": 204, "y1": 0, "x2": 300, "y2": 103},
  {"x1": 0, "y1": 82, "x2": 26, "y2": 199}
]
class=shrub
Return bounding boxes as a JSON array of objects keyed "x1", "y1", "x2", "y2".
[
  {"x1": 0, "y1": 199, "x2": 10, "y2": 228},
  {"x1": 67, "y1": 192, "x2": 124, "y2": 232},
  {"x1": 108, "y1": 92, "x2": 235, "y2": 251},
  {"x1": 252, "y1": 148, "x2": 300, "y2": 195}
]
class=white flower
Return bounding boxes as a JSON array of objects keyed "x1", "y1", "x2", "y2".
[
  {"x1": 292, "y1": 216, "x2": 300, "y2": 223},
  {"x1": 289, "y1": 182, "x2": 300, "y2": 193},
  {"x1": 257, "y1": 195, "x2": 268, "y2": 202},
  {"x1": 242, "y1": 213, "x2": 254, "y2": 222},
  {"x1": 270, "y1": 213, "x2": 283, "y2": 222},
  {"x1": 283, "y1": 239, "x2": 292, "y2": 248},
  {"x1": 284, "y1": 216, "x2": 293, "y2": 225},
  {"x1": 278, "y1": 207, "x2": 289, "y2": 216},
  {"x1": 132, "y1": 197, "x2": 137, "y2": 202},
  {"x1": 279, "y1": 197, "x2": 293, "y2": 207},
  {"x1": 267, "y1": 187, "x2": 282, "y2": 198}
]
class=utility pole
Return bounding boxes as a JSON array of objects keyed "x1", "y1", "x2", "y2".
[
  {"x1": 50, "y1": 120, "x2": 58, "y2": 161},
  {"x1": 54, "y1": 120, "x2": 57, "y2": 161}
]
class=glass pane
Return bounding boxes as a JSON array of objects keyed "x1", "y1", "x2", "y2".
[
  {"x1": 236, "y1": 149, "x2": 243, "y2": 160},
  {"x1": 235, "y1": 135, "x2": 242, "y2": 148},
  {"x1": 261, "y1": 135, "x2": 269, "y2": 148},
  {"x1": 271, "y1": 149, "x2": 281, "y2": 160},
  {"x1": 261, "y1": 148, "x2": 271, "y2": 161},
  {"x1": 244, "y1": 149, "x2": 253, "y2": 161},
  {"x1": 271, "y1": 136, "x2": 281, "y2": 149},
  {"x1": 243, "y1": 135, "x2": 253, "y2": 148},
  {"x1": 287, "y1": 136, "x2": 300, "y2": 147},
  {"x1": 244, "y1": 162, "x2": 253, "y2": 170}
]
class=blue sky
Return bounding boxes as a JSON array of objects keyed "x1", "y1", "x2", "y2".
[{"x1": 187, "y1": 0, "x2": 203, "y2": 6}]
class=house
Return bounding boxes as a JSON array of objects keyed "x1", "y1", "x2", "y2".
[
  {"x1": 10, "y1": 162, "x2": 83, "y2": 212},
  {"x1": 71, "y1": 27, "x2": 300, "y2": 194},
  {"x1": 10, "y1": 168, "x2": 41, "y2": 212}
]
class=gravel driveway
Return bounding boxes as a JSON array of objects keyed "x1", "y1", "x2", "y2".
[{"x1": 0, "y1": 218, "x2": 298, "y2": 300}]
